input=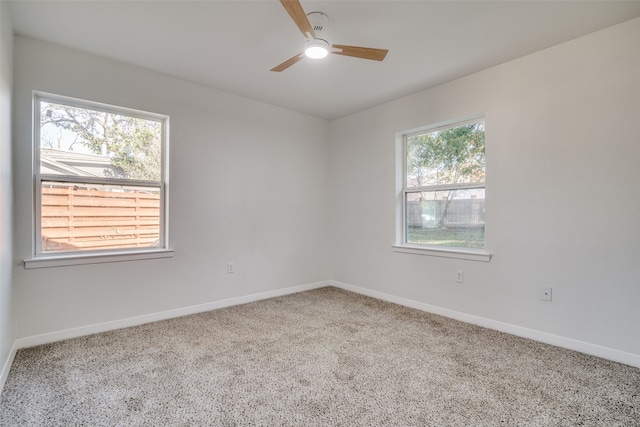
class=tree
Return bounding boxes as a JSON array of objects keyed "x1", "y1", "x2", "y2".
[
  {"x1": 407, "y1": 122, "x2": 485, "y2": 227},
  {"x1": 40, "y1": 102, "x2": 162, "y2": 181}
]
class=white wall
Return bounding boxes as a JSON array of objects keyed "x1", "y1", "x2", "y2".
[
  {"x1": 13, "y1": 36, "x2": 330, "y2": 338},
  {"x1": 329, "y1": 18, "x2": 640, "y2": 358},
  {"x1": 0, "y1": 0, "x2": 14, "y2": 384}
]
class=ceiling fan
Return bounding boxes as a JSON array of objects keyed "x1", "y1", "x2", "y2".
[{"x1": 271, "y1": 0, "x2": 389, "y2": 72}]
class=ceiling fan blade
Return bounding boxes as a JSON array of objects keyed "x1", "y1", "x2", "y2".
[
  {"x1": 270, "y1": 53, "x2": 305, "y2": 72},
  {"x1": 279, "y1": 0, "x2": 316, "y2": 39},
  {"x1": 332, "y1": 45, "x2": 389, "y2": 61}
]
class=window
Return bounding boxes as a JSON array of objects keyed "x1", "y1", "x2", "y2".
[
  {"x1": 396, "y1": 117, "x2": 488, "y2": 260},
  {"x1": 28, "y1": 92, "x2": 171, "y2": 267}
]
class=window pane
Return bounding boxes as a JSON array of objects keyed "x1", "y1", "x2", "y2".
[
  {"x1": 406, "y1": 189, "x2": 485, "y2": 249},
  {"x1": 39, "y1": 101, "x2": 162, "y2": 181},
  {"x1": 406, "y1": 121, "x2": 485, "y2": 188},
  {"x1": 40, "y1": 181, "x2": 161, "y2": 253}
]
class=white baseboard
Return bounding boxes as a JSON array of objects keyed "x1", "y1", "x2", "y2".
[
  {"x1": 14, "y1": 280, "x2": 329, "y2": 351},
  {"x1": 330, "y1": 280, "x2": 640, "y2": 369},
  {"x1": 0, "y1": 340, "x2": 18, "y2": 394}
]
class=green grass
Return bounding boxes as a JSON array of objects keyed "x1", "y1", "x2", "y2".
[{"x1": 407, "y1": 227, "x2": 485, "y2": 249}]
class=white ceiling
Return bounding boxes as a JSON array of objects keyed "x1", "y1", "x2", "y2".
[{"x1": 7, "y1": 0, "x2": 640, "y2": 120}]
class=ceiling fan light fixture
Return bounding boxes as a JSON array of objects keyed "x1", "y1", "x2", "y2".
[
  {"x1": 305, "y1": 39, "x2": 329, "y2": 59},
  {"x1": 270, "y1": 1, "x2": 388, "y2": 72}
]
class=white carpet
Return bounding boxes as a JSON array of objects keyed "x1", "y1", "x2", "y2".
[{"x1": 1, "y1": 287, "x2": 639, "y2": 426}]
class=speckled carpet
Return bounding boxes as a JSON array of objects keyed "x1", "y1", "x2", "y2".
[{"x1": 1, "y1": 287, "x2": 639, "y2": 426}]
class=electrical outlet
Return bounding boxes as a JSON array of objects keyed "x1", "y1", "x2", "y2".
[
  {"x1": 227, "y1": 262, "x2": 234, "y2": 274},
  {"x1": 539, "y1": 286, "x2": 552, "y2": 302},
  {"x1": 456, "y1": 270, "x2": 464, "y2": 283}
]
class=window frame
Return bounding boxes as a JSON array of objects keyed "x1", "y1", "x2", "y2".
[
  {"x1": 393, "y1": 116, "x2": 491, "y2": 262},
  {"x1": 25, "y1": 92, "x2": 173, "y2": 268}
]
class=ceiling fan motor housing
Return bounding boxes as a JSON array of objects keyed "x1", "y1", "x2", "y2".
[{"x1": 307, "y1": 12, "x2": 329, "y2": 42}]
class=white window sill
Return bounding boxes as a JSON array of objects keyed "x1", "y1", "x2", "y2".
[
  {"x1": 392, "y1": 245, "x2": 492, "y2": 262},
  {"x1": 24, "y1": 249, "x2": 175, "y2": 269}
]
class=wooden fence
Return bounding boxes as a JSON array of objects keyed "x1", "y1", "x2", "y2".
[
  {"x1": 407, "y1": 199, "x2": 485, "y2": 229},
  {"x1": 41, "y1": 184, "x2": 160, "y2": 252}
]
